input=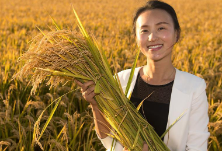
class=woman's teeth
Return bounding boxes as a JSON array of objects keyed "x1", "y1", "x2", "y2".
[{"x1": 148, "y1": 44, "x2": 163, "y2": 49}]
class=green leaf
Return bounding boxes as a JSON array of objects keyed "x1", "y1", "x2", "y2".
[
  {"x1": 111, "y1": 138, "x2": 117, "y2": 151},
  {"x1": 34, "y1": 89, "x2": 76, "y2": 142},
  {"x1": 118, "y1": 111, "x2": 128, "y2": 130},
  {"x1": 125, "y1": 49, "x2": 140, "y2": 98},
  {"x1": 38, "y1": 97, "x2": 61, "y2": 140},
  {"x1": 72, "y1": 7, "x2": 102, "y2": 70},
  {"x1": 36, "y1": 68, "x2": 91, "y2": 80},
  {"x1": 50, "y1": 15, "x2": 61, "y2": 30},
  {"x1": 132, "y1": 126, "x2": 141, "y2": 149},
  {"x1": 94, "y1": 80, "x2": 101, "y2": 94},
  {"x1": 36, "y1": 26, "x2": 54, "y2": 44},
  {"x1": 136, "y1": 91, "x2": 154, "y2": 111},
  {"x1": 160, "y1": 110, "x2": 186, "y2": 139}
]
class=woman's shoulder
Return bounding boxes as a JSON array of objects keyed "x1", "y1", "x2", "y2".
[
  {"x1": 176, "y1": 69, "x2": 205, "y2": 84},
  {"x1": 116, "y1": 67, "x2": 141, "y2": 89},
  {"x1": 175, "y1": 69, "x2": 206, "y2": 98},
  {"x1": 117, "y1": 67, "x2": 141, "y2": 80}
]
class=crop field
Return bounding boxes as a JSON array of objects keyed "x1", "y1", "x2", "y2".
[{"x1": 0, "y1": 0, "x2": 221, "y2": 150}]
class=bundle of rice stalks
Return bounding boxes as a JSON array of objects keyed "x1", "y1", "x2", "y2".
[{"x1": 15, "y1": 10, "x2": 171, "y2": 151}]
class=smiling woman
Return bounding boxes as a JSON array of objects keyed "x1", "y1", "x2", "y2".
[{"x1": 77, "y1": 0, "x2": 210, "y2": 151}]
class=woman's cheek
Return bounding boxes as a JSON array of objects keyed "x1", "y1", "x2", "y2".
[
  {"x1": 137, "y1": 35, "x2": 145, "y2": 48},
  {"x1": 161, "y1": 30, "x2": 176, "y2": 43},
  {"x1": 160, "y1": 31, "x2": 170, "y2": 40}
]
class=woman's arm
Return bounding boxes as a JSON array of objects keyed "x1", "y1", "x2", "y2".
[
  {"x1": 76, "y1": 80, "x2": 125, "y2": 150},
  {"x1": 75, "y1": 80, "x2": 111, "y2": 139},
  {"x1": 91, "y1": 105, "x2": 111, "y2": 139}
]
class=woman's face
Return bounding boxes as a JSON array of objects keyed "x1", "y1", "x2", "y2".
[{"x1": 136, "y1": 9, "x2": 178, "y2": 62}]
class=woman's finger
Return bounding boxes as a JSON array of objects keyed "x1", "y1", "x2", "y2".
[
  {"x1": 75, "y1": 80, "x2": 97, "y2": 105},
  {"x1": 75, "y1": 80, "x2": 95, "y2": 92},
  {"x1": 83, "y1": 86, "x2": 96, "y2": 99},
  {"x1": 82, "y1": 89, "x2": 97, "y2": 105},
  {"x1": 142, "y1": 142, "x2": 148, "y2": 151},
  {"x1": 82, "y1": 81, "x2": 95, "y2": 91},
  {"x1": 75, "y1": 79, "x2": 83, "y2": 87},
  {"x1": 81, "y1": 85, "x2": 96, "y2": 99},
  {"x1": 84, "y1": 91, "x2": 96, "y2": 101},
  {"x1": 85, "y1": 85, "x2": 95, "y2": 94}
]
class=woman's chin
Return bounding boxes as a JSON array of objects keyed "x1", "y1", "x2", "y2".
[
  {"x1": 146, "y1": 51, "x2": 172, "y2": 62},
  {"x1": 147, "y1": 54, "x2": 163, "y2": 62}
]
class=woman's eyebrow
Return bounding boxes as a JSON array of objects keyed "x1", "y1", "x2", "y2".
[
  {"x1": 140, "y1": 22, "x2": 169, "y2": 28},
  {"x1": 156, "y1": 22, "x2": 169, "y2": 25}
]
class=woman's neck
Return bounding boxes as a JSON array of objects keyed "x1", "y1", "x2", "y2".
[{"x1": 141, "y1": 58, "x2": 175, "y2": 85}]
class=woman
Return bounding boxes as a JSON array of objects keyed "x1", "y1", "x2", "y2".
[{"x1": 76, "y1": 1, "x2": 210, "y2": 151}]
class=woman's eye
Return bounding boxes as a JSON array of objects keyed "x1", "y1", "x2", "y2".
[
  {"x1": 140, "y1": 29, "x2": 148, "y2": 33},
  {"x1": 158, "y1": 27, "x2": 165, "y2": 31}
]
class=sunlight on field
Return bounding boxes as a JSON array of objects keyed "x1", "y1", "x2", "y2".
[{"x1": 0, "y1": 0, "x2": 221, "y2": 150}]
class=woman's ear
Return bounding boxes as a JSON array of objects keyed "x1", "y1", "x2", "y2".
[
  {"x1": 135, "y1": 34, "x2": 139, "y2": 46},
  {"x1": 176, "y1": 30, "x2": 180, "y2": 42}
]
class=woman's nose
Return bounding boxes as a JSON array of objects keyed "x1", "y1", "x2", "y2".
[{"x1": 148, "y1": 32, "x2": 158, "y2": 41}]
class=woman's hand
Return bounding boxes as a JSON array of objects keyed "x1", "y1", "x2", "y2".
[
  {"x1": 75, "y1": 80, "x2": 98, "y2": 106},
  {"x1": 123, "y1": 142, "x2": 149, "y2": 151},
  {"x1": 142, "y1": 143, "x2": 148, "y2": 151},
  {"x1": 123, "y1": 147, "x2": 128, "y2": 151}
]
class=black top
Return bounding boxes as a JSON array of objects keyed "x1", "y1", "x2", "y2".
[{"x1": 130, "y1": 72, "x2": 174, "y2": 139}]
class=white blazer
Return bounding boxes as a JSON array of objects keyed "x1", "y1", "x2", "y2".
[{"x1": 99, "y1": 67, "x2": 210, "y2": 151}]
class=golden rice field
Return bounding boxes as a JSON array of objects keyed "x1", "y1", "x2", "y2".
[{"x1": 0, "y1": 0, "x2": 221, "y2": 150}]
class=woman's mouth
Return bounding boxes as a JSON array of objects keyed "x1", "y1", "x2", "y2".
[{"x1": 147, "y1": 44, "x2": 163, "y2": 51}]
